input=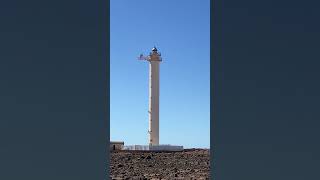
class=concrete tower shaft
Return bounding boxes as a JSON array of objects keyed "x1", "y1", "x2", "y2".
[
  {"x1": 148, "y1": 47, "x2": 161, "y2": 145},
  {"x1": 149, "y1": 60, "x2": 160, "y2": 145}
]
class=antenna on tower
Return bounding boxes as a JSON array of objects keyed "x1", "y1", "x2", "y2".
[{"x1": 138, "y1": 53, "x2": 150, "y2": 61}]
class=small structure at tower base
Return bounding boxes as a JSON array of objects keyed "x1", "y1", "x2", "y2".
[
  {"x1": 110, "y1": 141, "x2": 124, "y2": 151},
  {"x1": 123, "y1": 144, "x2": 183, "y2": 151}
]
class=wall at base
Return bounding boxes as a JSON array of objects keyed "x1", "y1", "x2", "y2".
[{"x1": 123, "y1": 145, "x2": 183, "y2": 151}]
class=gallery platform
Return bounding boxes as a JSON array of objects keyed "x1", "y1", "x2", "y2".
[{"x1": 123, "y1": 144, "x2": 183, "y2": 151}]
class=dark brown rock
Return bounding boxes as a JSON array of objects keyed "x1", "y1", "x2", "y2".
[{"x1": 109, "y1": 149, "x2": 210, "y2": 179}]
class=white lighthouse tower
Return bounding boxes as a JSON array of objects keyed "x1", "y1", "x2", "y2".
[
  {"x1": 126, "y1": 47, "x2": 183, "y2": 151},
  {"x1": 139, "y1": 47, "x2": 162, "y2": 146}
]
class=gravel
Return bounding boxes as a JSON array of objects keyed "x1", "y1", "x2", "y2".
[{"x1": 110, "y1": 149, "x2": 210, "y2": 180}]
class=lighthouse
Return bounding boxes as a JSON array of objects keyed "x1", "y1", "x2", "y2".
[
  {"x1": 138, "y1": 47, "x2": 162, "y2": 146},
  {"x1": 120, "y1": 47, "x2": 183, "y2": 151}
]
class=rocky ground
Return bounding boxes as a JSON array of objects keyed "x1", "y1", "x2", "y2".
[{"x1": 110, "y1": 149, "x2": 210, "y2": 180}]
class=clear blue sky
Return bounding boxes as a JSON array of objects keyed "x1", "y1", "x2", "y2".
[{"x1": 110, "y1": 0, "x2": 210, "y2": 148}]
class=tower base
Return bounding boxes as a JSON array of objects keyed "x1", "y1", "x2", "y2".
[{"x1": 123, "y1": 144, "x2": 183, "y2": 151}]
